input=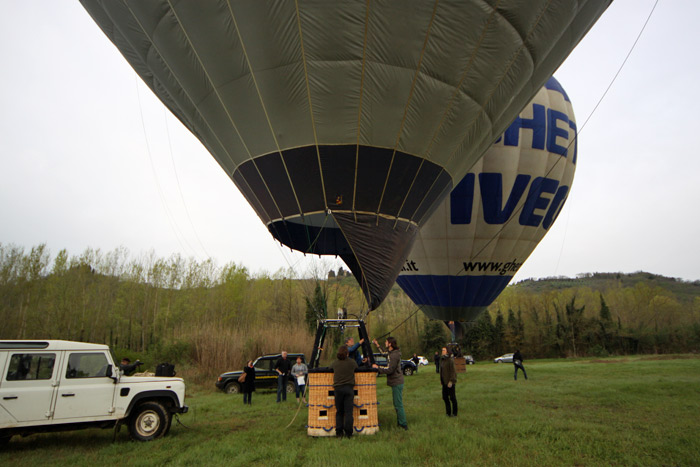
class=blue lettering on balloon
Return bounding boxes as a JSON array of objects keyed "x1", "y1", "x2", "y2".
[
  {"x1": 542, "y1": 185, "x2": 569, "y2": 230},
  {"x1": 504, "y1": 103, "x2": 545, "y2": 149},
  {"x1": 519, "y1": 177, "x2": 560, "y2": 227},
  {"x1": 450, "y1": 173, "x2": 475, "y2": 224},
  {"x1": 546, "y1": 109, "x2": 570, "y2": 157},
  {"x1": 480, "y1": 173, "x2": 531, "y2": 224}
]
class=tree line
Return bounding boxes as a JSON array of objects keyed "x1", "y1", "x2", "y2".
[{"x1": 1, "y1": 243, "x2": 698, "y2": 378}]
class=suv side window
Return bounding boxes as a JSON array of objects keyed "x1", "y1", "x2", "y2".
[
  {"x1": 254, "y1": 359, "x2": 271, "y2": 371},
  {"x1": 66, "y1": 352, "x2": 109, "y2": 378},
  {"x1": 6, "y1": 353, "x2": 56, "y2": 381}
]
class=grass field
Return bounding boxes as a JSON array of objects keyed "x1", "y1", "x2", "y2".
[{"x1": 2, "y1": 355, "x2": 700, "y2": 466}]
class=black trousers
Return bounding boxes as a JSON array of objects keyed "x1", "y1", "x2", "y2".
[
  {"x1": 334, "y1": 384, "x2": 355, "y2": 437},
  {"x1": 442, "y1": 383, "x2": 457, "y2": 416},
  {"x1": 243, "y1": 391, "x2": 252, "y2": 404}
]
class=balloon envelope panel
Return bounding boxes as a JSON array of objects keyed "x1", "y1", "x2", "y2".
[
  {"x1": 81, "y1": 1, "x2": 608, "y2": 310},
  {"x1": 397, "y1": 77, "x2": 577, "y2": 321}
]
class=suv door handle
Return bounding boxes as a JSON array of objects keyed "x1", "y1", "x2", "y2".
[
  {"x1": 61, "y1": 393, "x2": 75, "y2": 397},
  {"x1": 3, "y1": 396, "x2": 18, "y2": 400}
]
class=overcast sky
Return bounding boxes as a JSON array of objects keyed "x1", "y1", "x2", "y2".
[{"x1": 1, "y1": 1, "x2": 698, "y2": 284}]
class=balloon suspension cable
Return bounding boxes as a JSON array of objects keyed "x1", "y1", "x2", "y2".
[
  {"x1": 374, "y1": 304, "x2": 425, "y2": 341},
  {"x1": 303, "y1": 212, "x2": 331, "y2": 255}
]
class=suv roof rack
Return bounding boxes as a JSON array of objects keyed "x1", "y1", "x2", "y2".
[{"x1": 0, "y1": 341, "x2": 50, "y2": 350}]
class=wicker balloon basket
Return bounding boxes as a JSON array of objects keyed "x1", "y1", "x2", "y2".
[{"x1": 306, "y1": 369, "x2": 379, "y2": 436}]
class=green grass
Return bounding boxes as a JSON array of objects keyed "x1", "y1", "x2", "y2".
[{"x1": 3, "y1": 355, "x2": 700, "y2": 466}]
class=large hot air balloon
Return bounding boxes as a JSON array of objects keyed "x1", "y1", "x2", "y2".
[
  {"x1": 397, "y1": 76, "x2": 577, "y2": 321},
  {"x1": 81, "y1": 1, "x2": 609, "y2": 310}
]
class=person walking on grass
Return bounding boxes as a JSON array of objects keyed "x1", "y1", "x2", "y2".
[
  {"x1": 372, "y1": 336, "x2": 408, "y2": 430},
  {"x1": 434, "y1": 351, "x2": 440, "y2": 374},
  {"x1": 291, "y1": 356, "x2": 308, "y2": 404},
  {"x1": 242, "y1": 360, "x2": 255, "y2": 405},
  {"x1": 440, "y1": 347, "x2": 458, "y2": 417},
  {"x1": 513, "y1": 349, "x2": 528, "y2": 380},
  {"x1": 330, "y1": 345, "x2": 358, "y2": 438},
  {"x1": 275, "y1": 351, "x2": 292, "y2": 402}
]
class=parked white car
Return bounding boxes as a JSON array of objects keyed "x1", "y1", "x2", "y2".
[
  {"x1": 416, "y1": 356, "x2": 429, "y2": 366},
  {"x1": 0, "y1": 340, "x2": 188, "y2": 444},
  {"x1": 494, "y1": 353, "x2": 514, "y2": 363}
]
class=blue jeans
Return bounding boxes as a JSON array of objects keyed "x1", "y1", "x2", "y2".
[
  {"x1": 514, "y1": 362, "x2": 527, "y2": 380},
  {"x1": 277, "y1": 374, "x2": 288, "y2": 401},
  {"x1": 295, "y1": 379, "x2": 306, "y2": 399}
]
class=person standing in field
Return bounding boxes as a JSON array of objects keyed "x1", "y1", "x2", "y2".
[
  {"x1": 411, "y1": 353, "x2": 420, "y2": 373},
  {"x1": 242, "y1": 360, "x2": 255, "y2": 405},
  {"x1": 291, "y1": 356, "x2": 308, "y2": 404},
  {"x1": 513, "y1": 349, "x2": 528, "y2": 380},
  {"x1": 330, "y1": 345, "x2": 358, "y2": 438},
  {"x1": 434, "y1": 351, "x2": 440, "y2": 373},
  {"x1": 372, "y1": 336, "x2": 408, "y2": 430},
  {"x1": 275, "y1": 351, "x2": 292, "y2": 402},
  {"x1": 440, "y1": 347, "x2": 458, "y2": 417}
]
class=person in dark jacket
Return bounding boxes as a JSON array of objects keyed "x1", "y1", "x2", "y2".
[
  {"x1": 345, "y1": 337, "x2": 364, "y2": 367},
  {"x1": 119, "y1": 358, "x2": 142, "y2": 376},
  {"x1": 275, "y1": 351, "x2": 292, "y2": 402},
  {"x1": 440, "y1": 347, "x2": 458, "y2": 417},
  {"x1": 330, "y1": 345, "x2": 358, "y2": 438},
  {"x1": 513, "y1": 349, "x2": 527, "y2": 380},
  {"x1": 372, "y1": 336, "x2": 407, "y2": 430},
  {"x1": 434, "y1": 351, "x2": 440, "y2": 373},
  {"x1": 411, "y1": 353, "x2": 420, "y2": 373},
  {"x1": 242, "y1": 360, "x2": 256, "y2": 405}
]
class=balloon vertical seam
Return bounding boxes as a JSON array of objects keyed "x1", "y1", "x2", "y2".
[
  {"x1": 376, "y1": 0, "x2": 440, "y2": 222},
  {"x1": 294, "y1": 0, "x2": 327, "y2": 213},
  {"x1": 353, "y1": 0, "x2": 372, "y2": 221},
  {"x1": 120, "y1": 2, "x2": 239, "y2": 176},
  {"x1": 227, "y1": 1, "x2": 305, "y2": 220}
]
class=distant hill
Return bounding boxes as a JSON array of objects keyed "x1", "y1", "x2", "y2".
[{"x1": 510, "y1": 271, "x2": 700, "y2": 304}]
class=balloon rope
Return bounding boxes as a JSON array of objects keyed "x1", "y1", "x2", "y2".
[
  {"x1": 374, "y1": 305, "x2": 424, "y2": 341},
  {"x1": 162, "y1": 107, "x2": 212, "y2": 259},
  {"x1": 575, "y1": 0, "x2": 659, "y2": 138},
  {"x1": 134, "y1": 74, "x2": 197, "y2": 259}
]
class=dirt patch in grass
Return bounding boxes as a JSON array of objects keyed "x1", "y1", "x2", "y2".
[
  {"x1": 587, "y1": 359, "x2": 630, "y2": 364},
  {"x1": 637, "y1": 354, "x2": 700, "y2": 361}
]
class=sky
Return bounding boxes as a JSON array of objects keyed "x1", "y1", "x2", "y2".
[{"x1": 1, "y1": 1, "x2": 698, "y2": 284}]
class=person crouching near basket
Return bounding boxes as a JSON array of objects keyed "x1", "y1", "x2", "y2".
[{"x1": 330, "y1": 345, "x2": 358, "y2": 438}]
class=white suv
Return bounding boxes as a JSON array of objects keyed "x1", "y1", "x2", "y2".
[{"x1": 0, "y1": 340, "x2": 188, "y2": 444}]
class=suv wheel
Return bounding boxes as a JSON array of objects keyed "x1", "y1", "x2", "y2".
[
  {"x1": 225, "y1": 382, "x2": 241, "y2": 394},
  {"x1": 403, "y1": 366, "x2": 414, "y2": 376},
  {"x1": 129, "y1": 401, "x2": 169, "y2": 441},
  {"x1": 286, "y1": 380, "x2": 296, "y2": 393}
]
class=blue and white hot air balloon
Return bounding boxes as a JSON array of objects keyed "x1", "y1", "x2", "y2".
[{"x1": 397, "y1": 77, "x2": 577, "y2": 322}]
